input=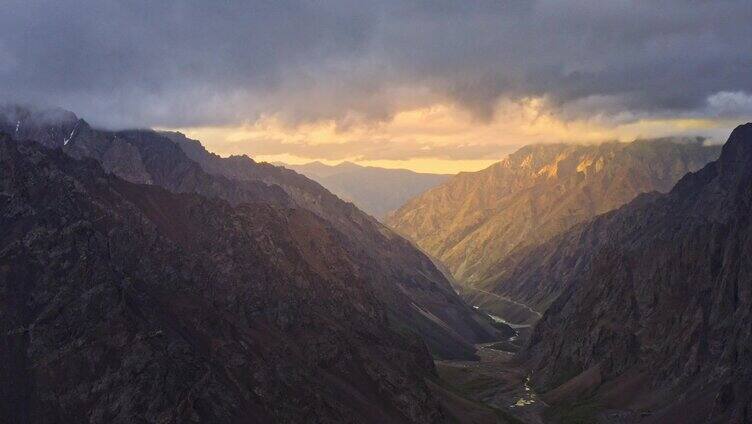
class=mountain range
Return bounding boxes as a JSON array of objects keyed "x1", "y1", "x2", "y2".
[
  {"x1": 1, "y1": 135, "x2": 445, "y2": 423},
  {"x1": 0, "y1": 105, "x2": 508, "y2": 423},
  {"x1": 5, "y1": 102, "x2": 752, "y2": 422},
  {"x1": 278, "y1": 161, "x2": 450, "y2": 220},
  {"x1": 388, "y1": 139, "x2": 722, "y2": 321},
  {"x1": 514, "y1": 124, "x2": 752, "y2": 422},
  {"x1": 0, "y1": 105, "x2": 503, "y2": 360}
]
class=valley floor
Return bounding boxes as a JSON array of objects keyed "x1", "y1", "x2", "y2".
[
  {"x1": 435, "y1": 304, "x2": 653, "y2": 424},
  {"x1": 435, "y1": 342, "x2": 546, "y2": 424},
  {"x1": 432, "y1": 311, "x2": 547, "y2": 424}
]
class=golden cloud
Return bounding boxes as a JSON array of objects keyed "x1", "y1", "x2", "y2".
[{"x1": 169, "y1": 98, "x2": 737, "y2": 174}]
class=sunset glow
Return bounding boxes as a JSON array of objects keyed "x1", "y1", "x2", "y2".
[{"x1": 171, "y1": 99, "x2": 737, "y2": 173}]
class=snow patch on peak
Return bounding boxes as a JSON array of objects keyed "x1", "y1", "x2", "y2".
[{"x1": 63, "y1": 121, "x2": 79, "y2": 146}]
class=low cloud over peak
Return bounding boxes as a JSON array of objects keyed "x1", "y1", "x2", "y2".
[
  {"x1": 2, "y1": 1, "x2": 751, "y2": 170},
  {"x1": 2, "y1": 0, "x2": 751, "y2": 129}
]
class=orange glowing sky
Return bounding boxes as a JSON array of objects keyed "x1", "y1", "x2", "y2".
[{"x1": 168, "y1": 98, "x2": 736, "y2": 174}]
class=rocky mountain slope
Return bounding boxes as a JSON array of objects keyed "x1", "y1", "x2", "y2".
[
  {"x1": 388, "y1": 140, "x2": 721, "y2": 293},
  {"x1": 0, "y1": 105, "x2": 502, "y2": 360},
  {"x1": 518, "y1": 124, "x2": 752, "y2": 422},
  {"x1": 280, "y1": 161, "x2": 450, "y2": 220},
  {"x1": 0, "y1": 134, "x2": 450, "y2": 423}
]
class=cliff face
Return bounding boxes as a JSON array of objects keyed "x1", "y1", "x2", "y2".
[
  {"x1": 518, "y1": 124, "x2": 752, "y2": 422},
  {"x1": 387, "y1": 140, "x2": 721, "y2": 291},
  {"x1": 0, "y1": 135, "x2": 448, "y2": 423},
  {"x1": 0, "y1": 106, "x2": 501, "y2": 361}
]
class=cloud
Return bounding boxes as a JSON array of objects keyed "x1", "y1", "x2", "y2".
[
  {"x1": 172, "y1": 95, "x2": 740, "y2": 171},
  {"x1": 0, "y1": 0, "x2": 750, "y2": 130},
  {"x1": 706, "y1": 91, "x2": 752, "y2": 118},
  {"x1": 219, "y1": 135, "x2": 518, "y2": 161}
]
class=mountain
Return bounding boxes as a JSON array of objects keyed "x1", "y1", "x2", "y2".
[
  {"x1": 0, "y1": 134, "x2": 448, "y2": 423},
  {"x1": 387, "y1": 140, "x2": 721, "y2": 315},
  {"x1": 509, "y1": 124, "x2": 752, "y2": 422},
  {"x1": 280, "y1": 161, "x2": 450, "y2": 219},
  {"x1": 0, "y1": 105, "x2": 503, "y2": 361},
  {"x1": 279, "y1": 161, "x2": 362, "y2": 179}
]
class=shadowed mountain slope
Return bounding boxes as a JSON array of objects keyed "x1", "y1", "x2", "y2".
[
  {"x1": 0, "y1": 135, "x2": 451, "y2": 423},
  {"x1": 516, "y1": 124, "x2": 752, "y2": 422},
  {"x1": 0, "y1": 105, "x2": 502, "y2": 360}
]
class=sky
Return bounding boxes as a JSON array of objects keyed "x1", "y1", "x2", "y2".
[{"x1": 2, "y1": 1, "x2": 751, "y2": 173}]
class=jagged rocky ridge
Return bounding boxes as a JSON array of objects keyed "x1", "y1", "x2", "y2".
[
  {"x1": 518, "y1": 124, "x2": 752, "y2": 422},
  {"x1": 0, "y1": 134, "x2": 452, "y2": 423},
  {"x1": 388, "y1": 140, "x2": 721, "y2": 298},
  {"x1": 0, "y1": 105, "x2": 502, "y2": 361}
]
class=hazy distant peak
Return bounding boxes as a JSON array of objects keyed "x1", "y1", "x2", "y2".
[{"x1": 281, "y1": 160, "x2": 450, "y2": 219}]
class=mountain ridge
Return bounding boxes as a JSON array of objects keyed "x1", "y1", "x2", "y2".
[
  {"x1": 517, "y1": 123, "x2": 752, "y2": 422},
  {"x1": 387, "y1": 139, "x2": 722, "y2": 317},
  {"x1": 278, "y1": 160, "x2": 451, "y2": 219},
  {"x1": 0, "y1": 134, "x2": 448, "y2": 423},
  {"x1": 0, "y1": 105, "x2": 503, "y2": 361}
]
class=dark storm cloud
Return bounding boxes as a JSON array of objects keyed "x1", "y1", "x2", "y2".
[{"x1": 1, "y1": 0, "x2": 751, "y2": 128}]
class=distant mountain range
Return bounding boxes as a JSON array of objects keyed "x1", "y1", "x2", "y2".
[
  {"x1": 0, "y1": 105, "x2": 505, "y2": 423},
  {"x1": 514, "y1": 124, "x2": 752, "y2": 422},
  {"x1": 388, "y1": 139, "x2": 721, "y2": 321},
  {"x1": 277, "y1": 161, "x2": 450, "y2": 219}
]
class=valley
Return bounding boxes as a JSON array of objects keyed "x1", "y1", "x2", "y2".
[
  {"x1": 4, "y1": 3, "x2": 752, "y2": 423},
  {"x1": 2, "y1": 106, "x2": 751, "y2": 424},
  {"x1": 431, "y1": 301, "x2": 548, "y2": 424},
  {"x1": 434, "y1": 342, "x2": 544, "y2": 424},
  {"x1": 0, "y1": 106, "x2": 502, "y2": 423},
  {"x1": 388, "y1": 128, "x2": 752, "y2": 422}
]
